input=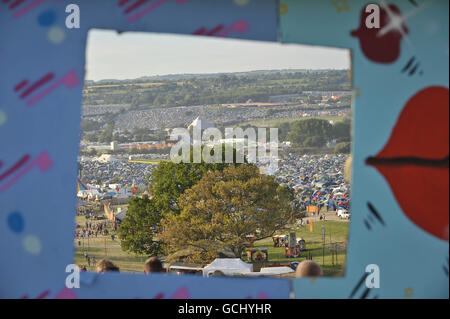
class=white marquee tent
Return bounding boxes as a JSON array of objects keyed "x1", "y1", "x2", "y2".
[{"x1": 202, "y1": 258, "x2": 253, "y2": 277}]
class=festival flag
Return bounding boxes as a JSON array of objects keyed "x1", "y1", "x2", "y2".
[{"x1": 103, "y1": 203, "x2": 115, "y2": 222}]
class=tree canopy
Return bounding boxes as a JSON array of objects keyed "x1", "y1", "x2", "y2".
[
  {"x1": 335, "y1": 142, "x2": 351, "y2": 154},
  {"x1": 288, "y1": 118, "x2": 333, "y2": 147},
  {"x1": 160, "y1": 164, "x2": 301, "y2": 263},
  {"x1": 332, "y1": 120, "x2": 351, "y2": 143},
  {"x1": 149, "y1": 144, "x2": 245, "y2": 215},
  {"x1": 149, "y1": 160, "x2": 228, "y2": 216},
  {"x1": 118, "y1": 146, "x2": 243, "y2": 256},
  {"x1": 117, "y1": 196, "x2": 162, "y2": 256}
]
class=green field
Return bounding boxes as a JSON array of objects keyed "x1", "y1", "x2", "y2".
[
  {"x1": 74, "y1": 213, "x2": 348, "y2": 276},
  {"x1": 240, "y1": 116, "x2": 345, "y2": 128},
  {"x1": 242, "y1": 219, "x2": 348, "y2": 277},
  {"x1": 74, "y1": 215, "x2": 147, "y2": 273}
]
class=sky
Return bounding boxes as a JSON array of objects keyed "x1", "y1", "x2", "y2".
[{"x1": 85, "y1": 29, "x2": 351, "y2": 82}]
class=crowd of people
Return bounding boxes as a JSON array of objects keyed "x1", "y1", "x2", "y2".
[
  {"x1": 80, "y1": 256, "x2": 164, "y2": 274},
  {"x1": 88, "y1": 256, "x2": 323, "y2": 279},
  {"x1": 75, "y1": 220, "x2": 112, "y2": 241}
]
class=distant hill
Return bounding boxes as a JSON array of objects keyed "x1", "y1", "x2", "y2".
[
  {"x1": 86, "y1": 69, "x2": 348, "y2": 85},
  {"x1": 83, "y1": 69, "x2": 351, "y2": 108}
]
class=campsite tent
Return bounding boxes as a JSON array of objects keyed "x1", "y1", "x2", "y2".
[{"x1": 202, "y1": 258, "x2": 253, "y2": 277}]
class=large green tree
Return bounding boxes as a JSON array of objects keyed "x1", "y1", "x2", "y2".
[
  {"x1": 119, "y1": 146, "x2": 243, "y2": 256},
  {"x1": 150, "y1": 145, "x2": 244, "y2": 215},
  {"x1": 118, "y1": 196, "x2": 162, "y2": 256},
  {"x1": 150, "y1": 161, "x2": 227, "y2": 216},
  {"x1": 160, "y1": 164, "x2": 302, "y2": 263},
  {"x1": 332, "y1": 120, "x2": 351, "y2": 143}
]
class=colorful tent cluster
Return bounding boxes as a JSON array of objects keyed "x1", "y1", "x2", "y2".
[
  {"x1": 274, "y1": 154, "x2": 350, "y2": 213},
  {"x1": 79, "y1": 159, "x2": 156, "y2": 187}
]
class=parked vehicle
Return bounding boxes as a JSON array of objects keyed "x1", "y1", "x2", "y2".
[
  {"x1": 338, "y1": 210, "x2": 350, "y2": 219},
  {"x1": 337, "y1": 208, "x2": 348, "y2": 217}
]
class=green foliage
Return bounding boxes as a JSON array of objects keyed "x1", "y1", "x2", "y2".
[
  {"x1": 120, "y1": 146, "x2": 244, "y2": 256},
  {"x1": 335, "y1": 142, "x2": 351, "y2": 154},
  {"x1": 288, "y1": 118, "x2": 333, "y2": 147},
  {"x1": 81, "y1": 119, "x2": 103, "y2": 132},
  {"x1": 150, "y1": 159, "x2": 229, "y2": 216},
  {"x1": 83, "y1": 133, "x2": 98, "y2": 143},
  {"x1": 98, "y1": 123, "x2": 114, "y2": 143},
  {"x1": 278, "y1": 121, "x2": 292, "y2": 142},
  {"x1": 332, "y1": 120, "x2": 351, "y2": 143},
  {"x1": 118, "y1": 196, "x2": 163, "y2": 256},
  {"x1": 87, "y1": 149, "x2": 97, "y2": 156},
  {"x1": 286, "y1": 118, "x2": 351, "y2": 148},
  {"x1": 160, "y1": 164, "x2": 301, "y2": 263},
  {"x1": 150, "y1": 144, "x2": 246, "y2": 214}
]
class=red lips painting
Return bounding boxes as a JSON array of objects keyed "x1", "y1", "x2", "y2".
[
  {"x1": 366, "y1": 87, "x2": 449, "y2": 241},
  {"x1": 351, "y1": 4, "x2": 408, "y2": 64}
]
